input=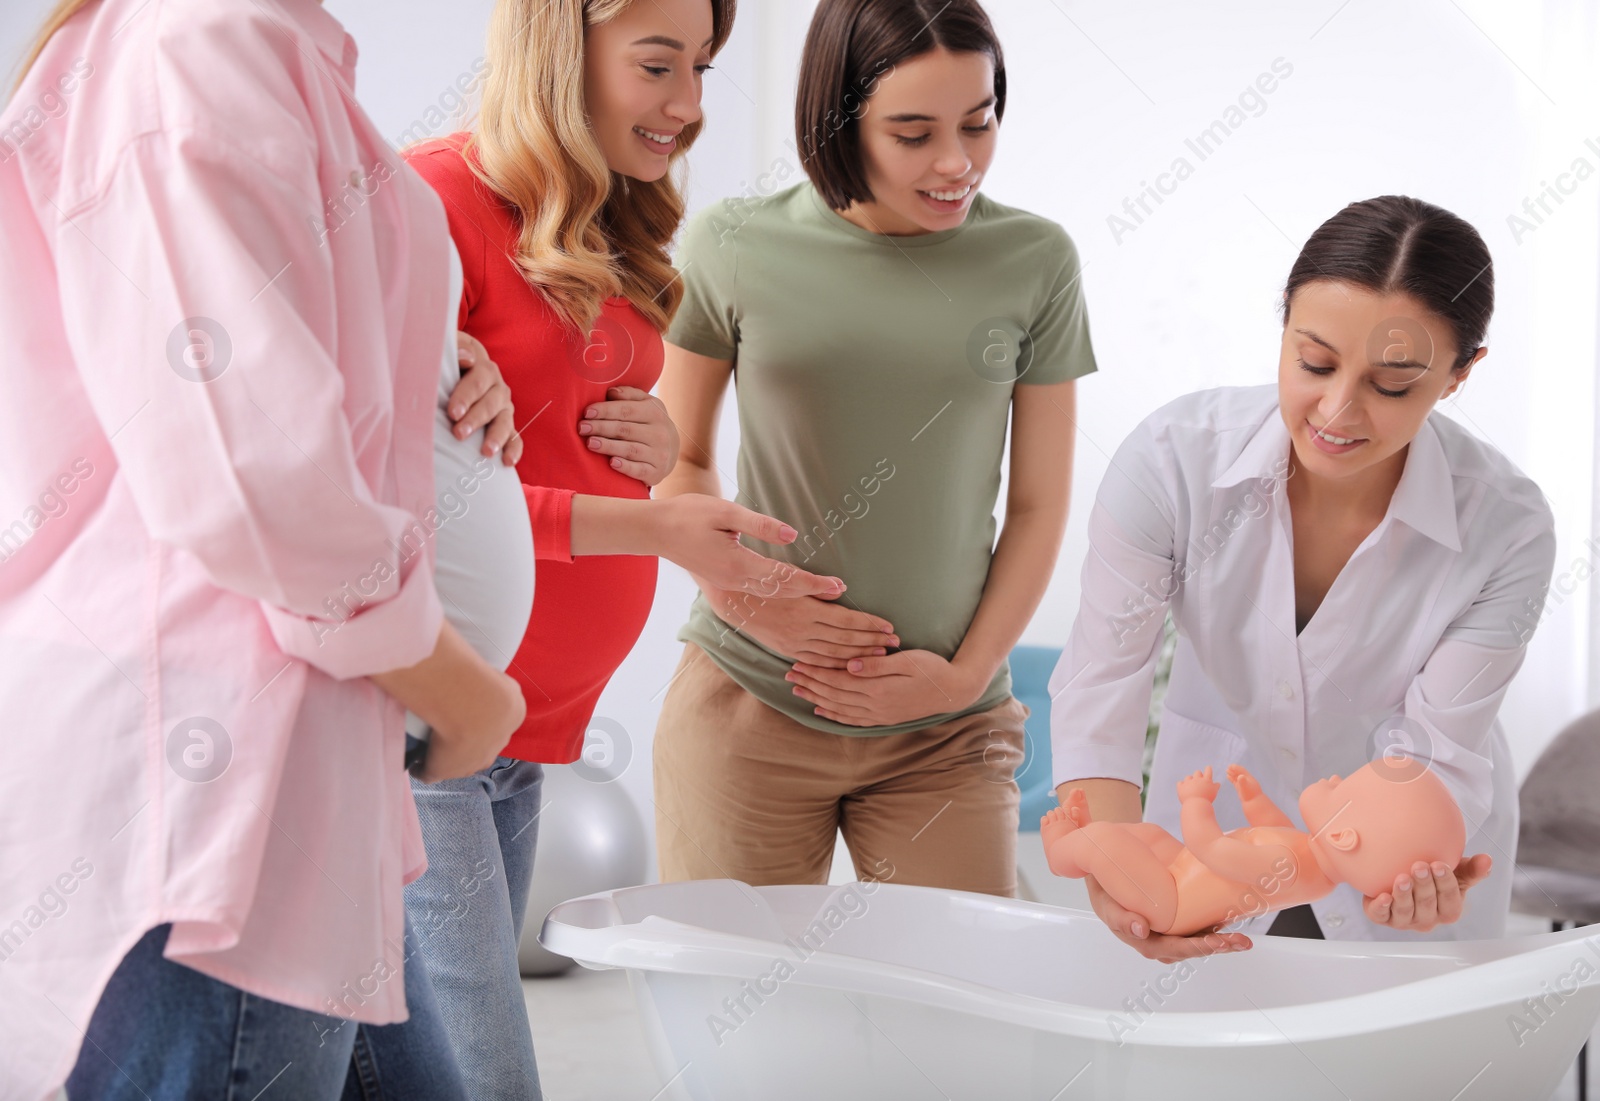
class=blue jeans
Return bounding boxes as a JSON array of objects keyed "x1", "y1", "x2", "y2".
[
  {"x1": 341, "y1": 919, "x2": 469, "y2": 1100},
  {"x1": 66, "y1": 923, "x2": 357, "y2": 1100},
  {"x1": 346, "y1": 757, "x2": 545, "y2": 1100}
]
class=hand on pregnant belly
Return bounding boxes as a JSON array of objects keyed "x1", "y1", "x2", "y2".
[
  {"x1": 786, "y1": 650, "x2": 984, "y2": 727},
  {"x1": 578, "y1": 386, "x2": 679, "y2": 486},
  {"x1": 704, "y1": 589, "x2": 898, "y2": 669},
  {"x1": 447, "y1": 332, "x2": 522, "y2": 465}
]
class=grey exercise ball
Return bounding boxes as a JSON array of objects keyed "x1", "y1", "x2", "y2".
[{"x1": 518, "y1": 763, "x2": 648, "y2": 976}]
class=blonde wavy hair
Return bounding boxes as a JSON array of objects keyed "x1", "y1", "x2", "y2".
[
  {"x1": 467, "y1": 0, "x2": 736, "y2": 335},
  {"x1": 15, "y1": 0, "x2": 737, "y2": 335}
]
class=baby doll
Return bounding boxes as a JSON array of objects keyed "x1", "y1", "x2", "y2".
[{"x1": 1040, "y1": 757, "x2": 1466, "y2": 937}]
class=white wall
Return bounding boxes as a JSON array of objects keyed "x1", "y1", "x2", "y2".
[{"x1": 7, "y1": 1, "x2": 1599, "y2": 880}]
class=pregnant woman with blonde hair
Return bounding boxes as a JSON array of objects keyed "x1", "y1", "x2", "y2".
[{"x1": 348, "y1": 1, "x2": 846, "y2": 1098}]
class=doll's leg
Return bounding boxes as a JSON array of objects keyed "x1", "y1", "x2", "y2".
[
  {"x1": 1126, "y1": 822, "x2": 1185, "y2": 866},
  {"x1": 1039, "y1": 788, "x2": 1092, "y2": 853},
  {"x1": 1042, "y1": 791, "x2": 1184, "y2": 871},
  {"x1": 1067, "y1": 825, "x2": 1180, "y2": 931},
  {"x1": 1041, "y1": 801, "x2": 1180, "y2": 929},
  {"x1": 1040, "y1": 810, "x2": 1081, "y2": 872},
  {"x1": 1040, "y1": 785, "x2": 1110, "y2": 841},
  {"x1": 1039, "y1": 810, "x2": 1092, "y2": 878}
]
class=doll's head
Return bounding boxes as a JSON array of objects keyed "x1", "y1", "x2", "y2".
[{"x1": 1297, "y1": 757, "x2": 1466, "y2": 897}]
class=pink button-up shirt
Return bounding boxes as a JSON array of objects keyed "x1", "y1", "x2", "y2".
[{"x1": 0, "y1": 1, "x2": 451, "y2": 1095}]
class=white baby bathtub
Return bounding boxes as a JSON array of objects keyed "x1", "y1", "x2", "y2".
[{"x1": 541, "y1": 878, "x2": 1600, "y2": 1101}]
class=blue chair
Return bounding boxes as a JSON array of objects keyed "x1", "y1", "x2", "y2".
[{"x1": 1008, "y1": 644, "x2": 1064, "y2": 830}]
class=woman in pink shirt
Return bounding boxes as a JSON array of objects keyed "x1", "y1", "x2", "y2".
[
  {"x1": 1, "y1": 0, "x2": 528, "y2": 1097},
  {"x1": 3, "y1": 3, "x2": 827, "y2": 1098}
]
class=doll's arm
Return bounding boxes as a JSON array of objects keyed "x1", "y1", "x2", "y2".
[
  {"x1": 1227, "y1": 764, "x2": 1295, "y2": 829},
  {"x1": 1179, "y1": 770, "x2": 1297, "y2": 885}
]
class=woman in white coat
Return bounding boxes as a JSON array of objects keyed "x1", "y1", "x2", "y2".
[{"x1": 1049, "y1": 194, "x2": 1557, "y2": 962}]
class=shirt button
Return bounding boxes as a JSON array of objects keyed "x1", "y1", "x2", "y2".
[
  {"x1": 1279, "y1": 747, "x2": 1297, "y2": 762},
  {"x1": 1278, "y1": 681, "x2": 1295, "y2": 700},
  {"x1": 349, "y1": 168, "x2": 365, "y2": 189},
  {"x1": 1325, "y1": 914, "x2": 1344, "y2": 929}
]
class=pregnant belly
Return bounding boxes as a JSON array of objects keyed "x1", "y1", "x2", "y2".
[
  {"x1": 429, "y1": 416, "x2": 536, "y2": 671},
  {"x1": 513, "y1": 553, "x2": 658, "y2": 705}
]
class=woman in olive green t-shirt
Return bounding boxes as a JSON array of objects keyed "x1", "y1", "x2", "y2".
[{"x1": 651, "y1": 0, "x2": 1097, "y2": 895}]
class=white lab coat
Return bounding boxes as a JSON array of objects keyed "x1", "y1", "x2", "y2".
[{"x1": 1049, "y1": 385, "x2": 1557, "y2": 941}]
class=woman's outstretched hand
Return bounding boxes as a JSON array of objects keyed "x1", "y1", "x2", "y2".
[
  {"x1": 1363, "y1": 853, "x2": 1492, "y2": 932},
  {"x1": 656, "y1": 495, "x2": 845, "y2": 598}
]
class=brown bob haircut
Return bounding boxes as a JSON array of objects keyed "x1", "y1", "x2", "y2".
[{"x1": 795, "y1": 0, "x2": 1007, "y2": 211}]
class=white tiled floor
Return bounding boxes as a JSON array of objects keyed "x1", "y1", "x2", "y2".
[{"x1": 524, "y1": 966, "x2": 662, "y2": 1100}]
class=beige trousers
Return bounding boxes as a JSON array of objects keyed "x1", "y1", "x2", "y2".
[{"x1": 652, "y1": 643, "x2": 1029, "y2": 897}]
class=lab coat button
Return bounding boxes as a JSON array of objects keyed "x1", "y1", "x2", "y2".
[{"x1": 1278, "y1": 681, "x2": 1294, "y2": 700}]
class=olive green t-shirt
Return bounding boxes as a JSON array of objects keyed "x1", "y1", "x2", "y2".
[{"x1": 668, "y1": 181, "x2": 1098, "y2": 736}]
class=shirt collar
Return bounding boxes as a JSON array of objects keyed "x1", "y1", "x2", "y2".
[
  {"x1": 1211, "y1": 405, "x2": 1293, "y2": 492},
  {"x1": 1211, "y1": 404, "x2": 1462, "y2": 552},
  {"x1": 277, "y1": 0, "x2": 356, "y2": 74},
  {"x1": 1382, "y1": 416, "x2": 1462, "y2": 552}
]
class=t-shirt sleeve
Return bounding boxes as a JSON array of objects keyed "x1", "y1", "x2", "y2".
[
  {"x1": 1019, "y1": 226, "x2": 1098, "y2": 386},
  {"x1": 665, "y1": 202, "x2": 739, "y2": 360}
]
